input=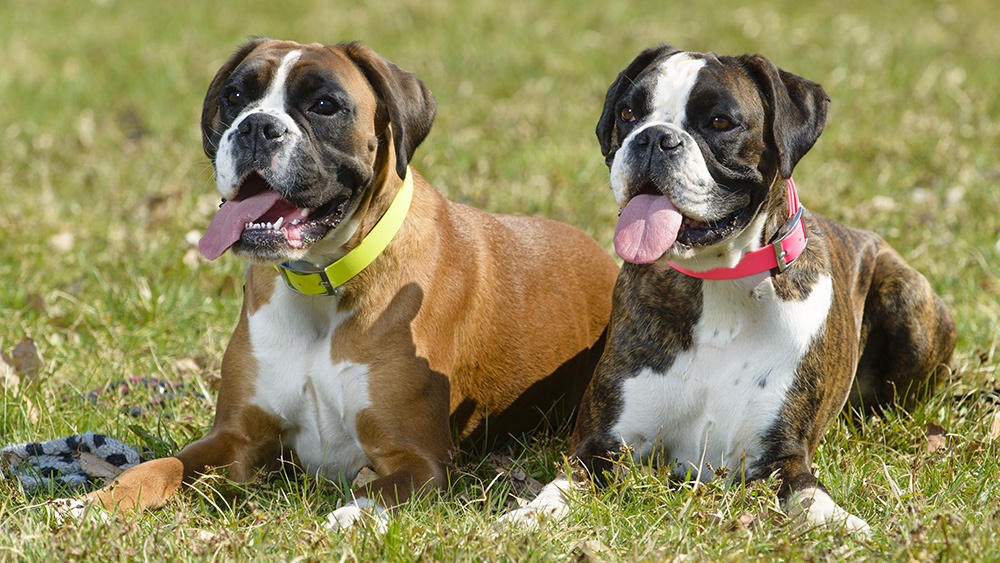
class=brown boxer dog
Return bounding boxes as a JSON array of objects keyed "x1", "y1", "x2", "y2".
[
  {"x1": 503, "y1": 44, "x2": 956, "y2": 535},
  {"x1": 82, "y1": 38, "x2": 618, "y2": 530}
]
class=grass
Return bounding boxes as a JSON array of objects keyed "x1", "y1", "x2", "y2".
[{"x1": 2, "y1": 0, "x2": 999, "y2": 560}]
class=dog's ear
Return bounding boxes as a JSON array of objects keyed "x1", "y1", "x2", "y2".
[
  {"x1": 201, "y1": 37, "x2": 270, "y2": 160},
  {"x1": 739, "y1": 54, "x2": 830, "y2": 179},
  {"x1": 596, "y1": 44, "x2": 680, "y2": 159},
  {"x1": 342, "y1": 43, "x2": 436, "y2": 179}
]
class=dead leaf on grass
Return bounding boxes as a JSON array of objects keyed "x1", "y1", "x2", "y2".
[
  {"x1": 351, "y1": 466, "x2": 378, "y2": 489},
  {"x1": 1, "y1": 354, "x2": 18, "y2": 389},
  {"x1": 11, "y1": 338, "x2": 43, "y2": 378},
  {"x1": 925, "y1": 423, "x2": 950, "y2": 453},
  {"x1": 1, "y1": 450, "x2": 26, "y2": 471},
  {"x1": 989, "y1": 411, "x2": 1000, "y2": 441},
  {"x1": 25, "y1": 292, "x2": 47, "y2": 314},
  {"x1": 79, "y1": 452, "x2": 124, "y2": 481},
  {"x1": 572, "y1": 539, "x2": 610, "y2": 563}
]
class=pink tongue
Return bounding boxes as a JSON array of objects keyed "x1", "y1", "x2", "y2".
[
  {"x1": 613, "y1": 194, "x2": 683, "y2": 264},
  {"x1": 199, "y1": 190, "x2": 284, "y2": 260}
]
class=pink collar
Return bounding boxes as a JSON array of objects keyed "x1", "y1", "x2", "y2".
[{"x1": 668, "y1": 178, "x2": 807, "y2": 280}]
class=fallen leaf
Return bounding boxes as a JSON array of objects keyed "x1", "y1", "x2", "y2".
[
  {"x1": 989, "y1": 411, "x2": 1000, "y2": 440},
  {"x1": 926, "y1": 423, "x2": 949, "y2": 453},
  {"x1": 11, "y1": 338, "x2": 42, "y2": 379},
  {"x1": 173, "y1": 357, "x2": 203, "y2": 377},
  {"x1": 573, "y1": 539, "x2": 610, "y2": 563},
  {"x1": 79, "y1": 452, "x2": 124, "y2": 480},
  {"x1": 25, "y1": 293, "x2": 47, "y2": 314},
  {"x1": 1, "y1": 450, "x2": 26, "y2": 470},
  {"x1": 735, "y1": 510, "x2": 759, "y2": 530},
  {"x1": 0, "y1": 354, "x2": 18, "y2": 389},
  {"x1": 351, "y1": 466, "x2": 378, "y2": 489}
]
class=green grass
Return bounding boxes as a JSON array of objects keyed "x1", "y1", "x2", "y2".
[{"x1": 2, "y1": 0, "x2": 999, "y2": 560}]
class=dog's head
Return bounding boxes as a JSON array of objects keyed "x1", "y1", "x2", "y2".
[
  {"x1": 597, "y1": 45, "x2": 828, "y2": 267},
  {"x1": 198, "y1": 38, "x2": 435, "y2": 264}
]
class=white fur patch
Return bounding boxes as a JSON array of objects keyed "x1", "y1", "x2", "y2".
[
  {"x1": 248, "y1": 284, "x2": 371, "y2": 482},
  {"x1": 610, "y1": 274, "x2": 834, "y2": 482},
  {"x1": 785, "y1": 486, "x2": 871, "y2": 536},
  {"x1": 216, "y1": 49, "x2": 304, "y2": 198}
]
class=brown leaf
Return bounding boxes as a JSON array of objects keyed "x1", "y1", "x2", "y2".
[
  {"x1": 926, "y1": 423, "x2": 949, "y2": 453},
  {"x1": 736, "y1": 510, "x2": 759, "y2": 529},
  {"x1": 25, "y1": 293, "x2": 47, "y2": 314},
  {"x1": 351, "y1": 466, "x2": 378, "y2": 489},
  {"x1": 989, "y1": 411, "x2": 1000, "y2": 440},
  {"x1": 79, "y1": 452, "x2": 124, "y2": 480},
  {"x1": 1, "y1": 450, "x2": 26, "y2": 470},
  {"x1": 11, "y1": 338, "x2": 42, "y2": 379}
]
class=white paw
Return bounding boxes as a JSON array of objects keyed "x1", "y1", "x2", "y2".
[
  {"x1": 324, "y1": 498, "x2": 388, "y2": 534},
  {"x1": 786, "y1": 487, "x2": 871, "y2": 538},
  {"x1": 45, "y1": 497, "x2": 109, "y2": 525},
  {"x1": 498, "y1": 476, "x2": 573, "y2": 527}
]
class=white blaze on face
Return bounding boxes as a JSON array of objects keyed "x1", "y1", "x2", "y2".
[
  {"x1": 215, "y1": 49, "x2": 304, "y2": 198},
  {"x1": 648, "y1": 53, "x2": 707, "y2": 127},
  {"x1": 610, "y1": 53, "x2": 716, "y2": 220}
]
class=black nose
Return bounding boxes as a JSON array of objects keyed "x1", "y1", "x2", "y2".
[
  {"x1": 634, "y1": 126, "x2": 682, "y2": 152},
  {"x1": 235, "y1": 113, "x2": 288, "y2": 151}
]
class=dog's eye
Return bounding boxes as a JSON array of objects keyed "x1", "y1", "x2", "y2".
[
  {"x1": 224, "y1": 89, "x2": 243, "y2": 106},
  {"x1": 710, "y1": 116, "x2": 734, "y2": 131},
  {"x1": 620, "y1": 107, "x2": 636, "y2": 122},
  {"x1": 224, "y1": 88, "x2": 243, "y2": 106},
  {"x1": 311, "y1": 97, "x2": 341, "y2": 116}
]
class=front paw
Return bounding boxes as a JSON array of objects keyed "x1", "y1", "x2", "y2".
[
  {"x1": 786, "y1": 486, "x2": 871, "y2": 538},
  {"x1": 325, "y1": 498, "x2": 389, "y2": 534},
  {"x1": 497, "y1": 476, "x2": 573, "y2": 528},
  {"x1": 498, "y1": 502, "x2": 569, "y2": 528}
]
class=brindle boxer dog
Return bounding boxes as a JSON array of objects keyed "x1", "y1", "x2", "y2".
[
  {"x1": 80, "y1": 38, "x2": 618, "y2": 530},
  {"x1": 503, "y1": 44, "x2": 956, "y2": 536}
]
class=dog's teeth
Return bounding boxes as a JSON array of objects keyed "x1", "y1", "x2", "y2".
[
  {"x1": 273, "y1": 217, "x2": 283, "y2": 230},
  {"x1": 299, "y1": 209, "x2": 310, "y2": 218},
  {"x1": 291, "y1": 219, "x2": 300, "y2": 226}
]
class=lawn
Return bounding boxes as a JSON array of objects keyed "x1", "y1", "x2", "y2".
[{"x1": 2, "y1": 0, "x2": 999, "y2": 560}]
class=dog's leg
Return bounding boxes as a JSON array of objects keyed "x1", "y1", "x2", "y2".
[
  {"x1": 326, "y1": 450, "x2": 447, "y2": 532},
  {"x1": 774, "y1": 457, "x2": 871, "y2": 536},
  {"x1": 850, "y1": 245, "x2": 957, "y2": 414},
  {"x1": 324, "y1": 359, "x2": 454, "y2": 532}
]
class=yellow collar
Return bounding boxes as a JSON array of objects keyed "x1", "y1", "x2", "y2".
[{"x1": 275, "y1": 167, "x2": 414, "y2": 296}]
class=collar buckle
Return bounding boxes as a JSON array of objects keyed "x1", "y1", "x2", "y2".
[
  {"x1": 772, "y1": 205, "x2": 805, "y2": 274},
  {"x1": 276, "y1": 263, "x2": 341, "y2": 296}
]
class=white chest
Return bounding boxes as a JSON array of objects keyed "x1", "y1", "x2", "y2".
[
  {"x1": 611, "y1": 275, "x2": 833, "y2": 482},
  {"x1": 247, "y1": 287, "x2": 371, "y2": 482}
]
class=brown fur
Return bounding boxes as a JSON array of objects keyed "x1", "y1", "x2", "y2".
[
  {"x1": 572, "y1": 45, "x2": 957, "y2": 514},
  {"x1": 87, "y1": 39, "x2": 618, "y2": 513}
]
